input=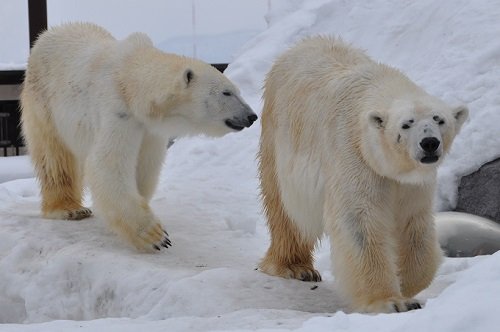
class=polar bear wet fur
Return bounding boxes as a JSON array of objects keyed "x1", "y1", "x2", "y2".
[
  {"x1": 21, "y1": 22, "x2": 257, "y2": 251},
  {"x1": 258, "y1": 36, "x2": 468, "y2": 313}
]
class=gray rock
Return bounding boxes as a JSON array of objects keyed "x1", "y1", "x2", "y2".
[{"x1": 455, "y1": 157, "x2": 500, "y2": 223}]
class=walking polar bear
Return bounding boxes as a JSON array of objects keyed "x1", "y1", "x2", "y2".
[
  {"x1": 258, "y1": 36, "x2": 468, "y2": 313},
  {"x1": 21, "y1": 23, "x2": 257, "y2": 251}
]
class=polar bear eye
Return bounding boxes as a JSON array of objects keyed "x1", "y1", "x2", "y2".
[
  {"x1": 402, "y1": 124, "x2": 410, "y2": 130},
  {"x1": 222, "y1": 91, "x2": 232, "y2": 96},
  {"x1": 433, "y1": 115, "x2": 445, "y2": 125}
]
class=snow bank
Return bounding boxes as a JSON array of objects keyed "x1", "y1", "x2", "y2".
[{"x1": 0, "y1": 156, "x2": 33, "y2": 184}]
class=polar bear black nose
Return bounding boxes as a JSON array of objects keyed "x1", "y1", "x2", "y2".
[
  {"x1": 420, "y1": 137, "x2": 440, "y2": 153},
  {"x1": 248, "y1": 114, "x2": 258, "y2": 124}
]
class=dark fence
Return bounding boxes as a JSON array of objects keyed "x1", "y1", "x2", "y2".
[
  {"x1": 0, "y1": 100, "x2": 23, "y2": 156},
  {"x1": 0, "y1": 70, "x2": 24, "y2": 156}
]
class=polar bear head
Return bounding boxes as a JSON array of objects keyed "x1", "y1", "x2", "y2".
[
  {"x1": 119, "y1": 47, "x2": 257, "y2": 138},
  {"x1": 173, "y1": 60, "x2": 258, "y2": 137},
  {"x1": 364, "y1": 97, "x2": 468, "y2": 184}
]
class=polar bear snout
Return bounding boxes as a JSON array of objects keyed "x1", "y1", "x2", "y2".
[
  {"x1": 419, "y1": 137, "x2": 441, "y2": 164},
  {"x1": 225, "y1": 113, "x2": 258, "y2": 131},
  {"x1": 218, "y1": 92, "x2": 257, "y2": 132}
]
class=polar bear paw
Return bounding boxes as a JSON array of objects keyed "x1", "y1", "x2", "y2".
[
  {"x1": 358, "y1": 297, "x2": 422, "y2": 313},
  {"x1": 134, "y1": 221, "x2": 172, "y2": 252},
  {"x1": 44, "y1": 207, "x2": 93, "y2": 220},
  {"x1": 260, "y1": 261, "x2": 322, "y2": 282}
]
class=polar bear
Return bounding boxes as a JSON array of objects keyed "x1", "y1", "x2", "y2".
[
  {"x1": 258, "y1": 36, "x2": 468, "y2": 313},
  {"x1": 21, "y1": 23, "x2": 257, "y2": 251}
]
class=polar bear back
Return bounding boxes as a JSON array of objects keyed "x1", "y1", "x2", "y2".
[
  {"x1": 23, "y1": 23, "x2": 156, "y2": 160},
  {"x1": 264, "y1": 37, "x2": 423, "y2": 146}
]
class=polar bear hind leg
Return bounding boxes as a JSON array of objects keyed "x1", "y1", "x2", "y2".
[
  {"x1": 21, "y1": 97, "x2": 91, "y2": 221},
  {"x1": 258, "y1": 132, "x2": 321, "y2": 282}
]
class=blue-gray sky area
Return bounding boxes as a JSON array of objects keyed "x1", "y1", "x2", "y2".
[{"x1": 1, "y1": 0, "x2": 272, "y2": 65}]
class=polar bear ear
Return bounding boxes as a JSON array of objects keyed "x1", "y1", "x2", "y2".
[
  {"x1": 183, "y1": 69, "x2": 194, "y2": 86},
  {"x1": 368, "y1": 111, "x2": 386, "y2": 129},
  {"x1": 452, "y1": 105, "x2": 469, "y2": 130}
]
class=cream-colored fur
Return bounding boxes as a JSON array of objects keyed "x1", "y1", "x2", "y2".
[
  {"x1": 21, "y1": 22, "x2": 256, "y2": 252},
  {"x1": 258, "y1": 36, "x2": 468, "y2": 313}
]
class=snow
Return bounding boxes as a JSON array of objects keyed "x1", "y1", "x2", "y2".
[
  {"x1": 0, "y1": 156, "x2": 33, "y2": 184},
  {"x1": 0, "y1": 63, "x2": 26, "y2": 71},
  {"x1": 1, "y1": 0, "x2": 499, "y2": 331},
  {"x1": 157, "y1": 30, "x2": 262, "y2": 64},
  {"x1": 0, "y1": 0, "x2": 29, "y2": 68}
]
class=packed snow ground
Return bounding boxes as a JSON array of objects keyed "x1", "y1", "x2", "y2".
[{"x1": 1, "y1": 0, "x2": 499, "y2": 331}]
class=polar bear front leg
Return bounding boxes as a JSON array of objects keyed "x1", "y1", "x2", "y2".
[
  {"x1": 136, "y1": 133, "x2": 168, "y2": 202},
  {"x1": 87, "y1": 119, "x2": 170, "y2": 252},
  {"x1": 325, "y1": 189, "x2": 421, "y2": 313},
  {"x1": 397, "y1": 186, "x2": 442, "y2": 298},
  {"x1": 398, "y1": 212, "x2": 441, "y2": 298}
]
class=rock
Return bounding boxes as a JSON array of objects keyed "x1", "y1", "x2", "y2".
[{"x1": 455, "y1": 157, "x2": 500, "y2": 223}]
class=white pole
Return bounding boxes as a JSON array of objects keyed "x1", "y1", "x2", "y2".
[
  {"x1": 267, "y1": 0, "x2": 272, "y2": 27},
  {"x1": 191, "y1": 0, "x2": 197, "y2": 59}
]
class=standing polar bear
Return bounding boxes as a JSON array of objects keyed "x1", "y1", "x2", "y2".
[
  {"x1": 21, "y1": 23, "x2": 257, "y2": 251},
  {"x1": 259, "y1": 36, "x2": 468, "y2": 313}
]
